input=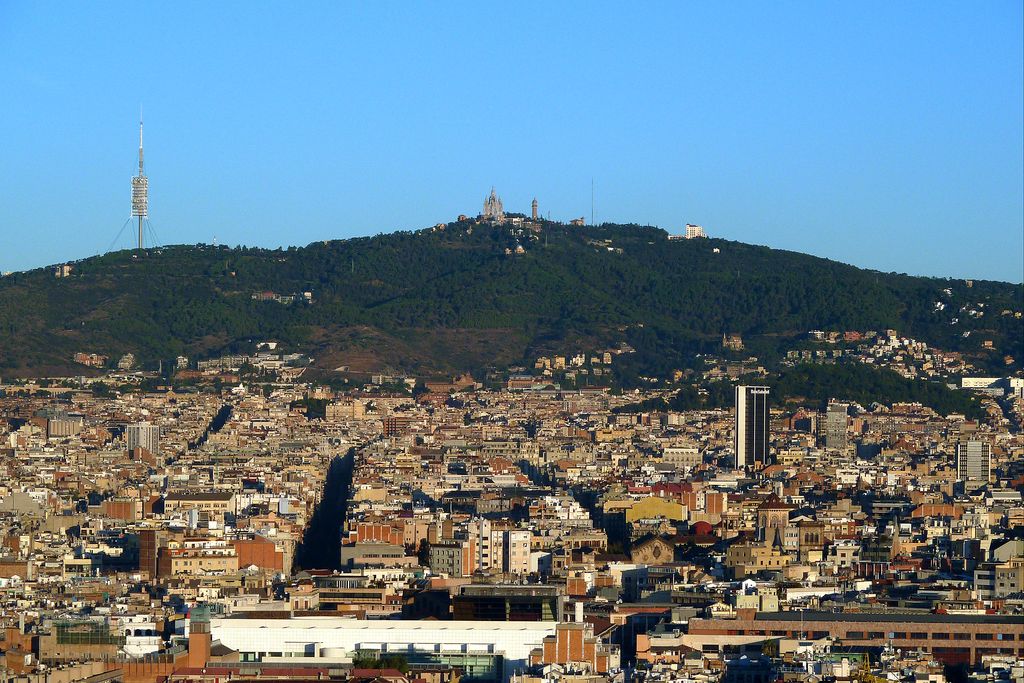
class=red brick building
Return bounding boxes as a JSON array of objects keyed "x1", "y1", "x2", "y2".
[{"x1": 688, "y1": 610, "x2": 1024, "y2": 666}]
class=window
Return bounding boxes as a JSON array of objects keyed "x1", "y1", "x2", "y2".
[
  {"x1": 911, "y1": 632, "x2": 928, "y2": 639},
  {"x1": 847, "y1": 631, "x2": 865, "y2": 639},
  {"x1": 932, "y1": 633, "x2": 950, "y2": 640},
  {"x1": 976, "y1": 633, "x2": 993, "y2": 641},
  {"x1": 953, "y1": 633, "x2": 970, "y2": 641}
]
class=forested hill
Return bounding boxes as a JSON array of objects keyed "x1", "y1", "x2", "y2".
[{"x1": 0, "y1": 220, "x2": 1020, "y2": 379}]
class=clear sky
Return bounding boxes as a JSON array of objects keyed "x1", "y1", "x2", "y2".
[{"x1": 1, "y1": 2, "x2": 1022, "y2": 282}]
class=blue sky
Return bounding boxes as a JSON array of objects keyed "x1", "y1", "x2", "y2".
[{"x1": 1, "y1": 2, "x2": 1022, "y2": 282}]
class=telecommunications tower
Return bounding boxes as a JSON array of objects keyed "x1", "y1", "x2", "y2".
[{"x1": 130, "y1": 116, "x2": 148, "y2": 249}]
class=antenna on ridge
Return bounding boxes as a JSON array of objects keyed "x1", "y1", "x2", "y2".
[
  {"x1": 138, "y1": 105, "x2": 144, "y2": 175},
  {"x1": 131, "y1": 109, "x2": 149, "y2": 250}
]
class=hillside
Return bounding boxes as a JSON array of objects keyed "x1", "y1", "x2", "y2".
[
  {"x1": 614, "y1": 363, "x2": 988, "y2": 420},
  {"x1": 0, "y1": 220, "x2": 1020, "y2": 380}
]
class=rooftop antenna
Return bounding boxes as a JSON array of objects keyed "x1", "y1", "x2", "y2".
[
  {"x1": 131, "y1": 108, "x2": 149, "y2": 250},
  {"x1": 591, "y1": 178, "x2": 594, "y2": 226}
]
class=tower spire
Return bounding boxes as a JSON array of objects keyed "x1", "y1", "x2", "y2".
[{"x1": 138, "y1": 110, "x2": 144, "y2": 176}]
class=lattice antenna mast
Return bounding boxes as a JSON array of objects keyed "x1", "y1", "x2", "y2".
[{"x1": 131, "y1": 112, "x2": 149, "y2": 250}]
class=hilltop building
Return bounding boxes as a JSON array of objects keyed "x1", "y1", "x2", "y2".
[
  {"x1": 482, "y1": 187, "x2": 505, "y2": 223},
  {"x1": 722, "y1": 333, "x2": 744, "y2": 351},
  {"x1": 685, "y1": 224, "x2": 706, "y2": 239}
]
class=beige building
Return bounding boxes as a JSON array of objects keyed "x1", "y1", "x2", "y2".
[
  {"x1": 662, "y1": 446, "x2": 702, "y2": 470},
  {"x1": 724, "y1": 541, "x2": 789, "y2": 578},
  {"x1": 164, "y1": 491, "x2": 237, "y2": 518},
  {"x1": 163, "y1": 539, "x2": 239, "y2": 576}
]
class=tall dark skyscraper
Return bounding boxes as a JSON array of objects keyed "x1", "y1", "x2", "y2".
[{"x1": 735, "y1": 385, "x2": 770, "y2": 469}]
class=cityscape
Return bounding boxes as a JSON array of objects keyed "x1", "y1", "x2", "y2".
[{"x1": 0, "y1": 4, "x2": 1022, "y2": 683}]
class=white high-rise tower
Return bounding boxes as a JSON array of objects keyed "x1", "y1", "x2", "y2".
[
  {"x1": 127, "y1": 421, "x2": 160, "y2": 456},
  {"x1": 956, "y1": 440, "x2": 991, "y2": 484}
]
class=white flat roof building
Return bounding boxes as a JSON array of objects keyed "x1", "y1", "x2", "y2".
[
  {"x1": 684, "y1": 224, "x2": 706, "y2": 239},
  {"x1": 211, "y1": 617, "x2": 558, "y2": 682}
]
